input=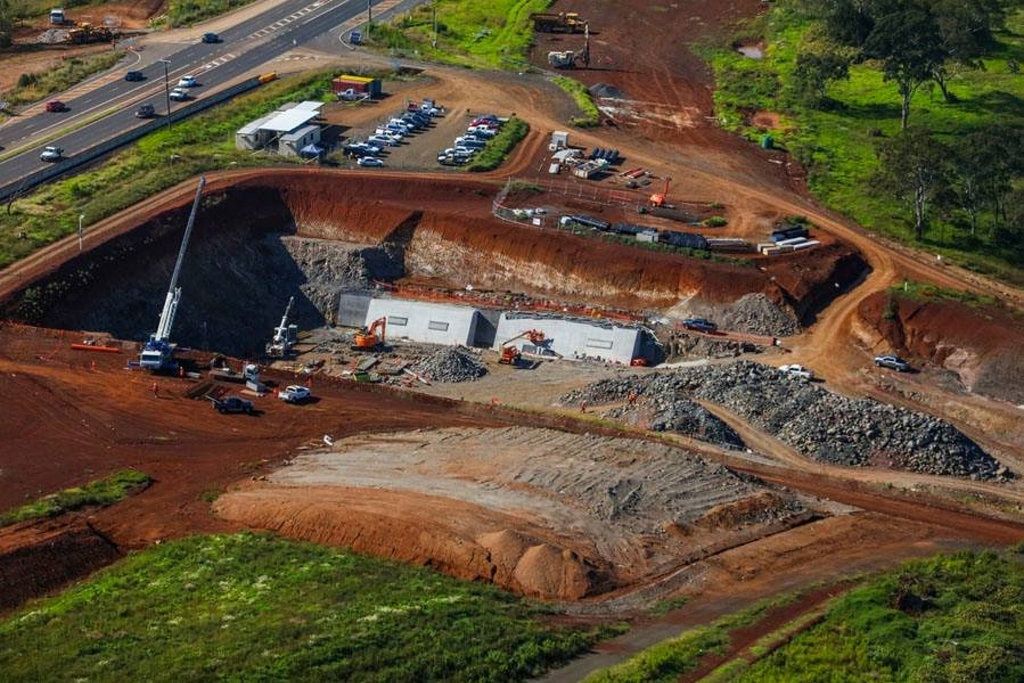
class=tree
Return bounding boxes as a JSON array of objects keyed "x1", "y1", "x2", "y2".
[
  {"x1": 949, "y1": 128, "x2": 1018, "y2": 236},
  {"x1": 863, "y1": 7, "x2": 947, "y2": 129},
  {"x1": 0, "y1": 0, "x2": 14, "y2": 49},
  {"x1": 928, "y1": 0, "x2": 1004, "y2": 102},
  {"x1": 874, "y1": 127, "x2": 950, "y2": 239},
  {"x1": 792, "y1": 51, "x2": 851, "y2": 108}
]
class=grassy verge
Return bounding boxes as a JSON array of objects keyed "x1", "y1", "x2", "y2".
[
  {"x1": 0, "y1": 469, "x2": 151, "y2": 526},
  {"x1": 364, "y1": 0, "x2": 550, "y2": 70},
  {"x1": 706, "y1": 3, "x2": 1024, "y2": 284},
  {"x1": 0, "y1": 532, "x2": 622, "y2": 681},
  {"x1": 3, "y1": 52, "x2": 125, "y2": 109},
  {"x1": 888, "y1": 281, "x2": 999, "y2": 309},
  {"x1": 733, "y1": 551, "x2": 1024, "y2": 681},
  {"x1": 583, "y1": 593, "x2": 799, "y2": 682},
  {"x1": 552, "y1": 76, "x2": 601, "y2": 127},
  {"x1": 0, "y1": 69, "x2": 342, "y2": 270},
  {"x1": 467, "y1": 116, "x2": 530, "y2": 171},
  {"x1": 154, "y1": 0, "x2": 257, "y2": 28}
]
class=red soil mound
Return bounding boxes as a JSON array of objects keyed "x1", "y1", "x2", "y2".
[{"x1": 214, "y1": 486, "x2": 607, "y2": 600}]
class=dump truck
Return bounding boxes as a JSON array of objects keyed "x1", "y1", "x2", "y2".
[{"x1": 530, "y1": 12, "x2": 587, "y2": 33}]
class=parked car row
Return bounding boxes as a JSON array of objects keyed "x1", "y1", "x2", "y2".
[
  {"x1": 345, "y1": 99, "x2": 444, "y2": 168},
  {"x1": 438, "y1": 113, "x2": 503, "y2": 166}
]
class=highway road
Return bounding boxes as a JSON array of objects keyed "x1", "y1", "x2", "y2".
[{"x1": 0, "y1": 0, "x2": 420, "y2": 190}]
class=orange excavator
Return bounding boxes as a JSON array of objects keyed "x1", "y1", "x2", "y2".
[
  {"x1": 352, "y1": 316, "x2": 386, "y2": 351},
  {"x1": 498, "y1": 329, "x2": 546, "y2": 364}
]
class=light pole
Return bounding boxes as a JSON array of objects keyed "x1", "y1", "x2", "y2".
[
  {"x1": 158, "y1": 59, "x2": 171, "y2": 126},
  {"x1": 78, "y1": 213, "x2": 85, "y2": 252},
  {"x1": 432, "y1": 2, "x2": 438, "y2": 49}
]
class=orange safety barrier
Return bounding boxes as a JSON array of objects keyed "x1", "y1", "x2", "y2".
[{"x1": 70, "y1": 343, "x2": 121, "y2": 353}]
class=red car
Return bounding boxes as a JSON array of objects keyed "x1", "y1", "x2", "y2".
[{"x1": 45, "y1": 100, "x2": 68, "y2": 113}]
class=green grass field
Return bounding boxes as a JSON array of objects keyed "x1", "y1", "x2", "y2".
[
  {"x1": 586, "y1": 550, "x2": 1024, "y2": 682},
  {"x1": 708, "y1": 2, "x2": 1024, "y2": 284},
  {"x1": 0, "y1": 532, "x2": 619, "y2": 682},
  {"x1": 734, "y1": 551, "x2": 1024, "y2": 682}
]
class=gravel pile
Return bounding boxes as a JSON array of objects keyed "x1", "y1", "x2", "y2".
[
  {"x1": 721, "y1": 293, "x2": 801, "y2": 337},
  {"x1": 607, "y1": 400, "x2": 744, "y2": 448},
  {"x1": 411, "y1": 347, "x2": 487, "y2": 383},
  {"x1": 561, "y1": 361, "x2": 1006, "y2": 480}
]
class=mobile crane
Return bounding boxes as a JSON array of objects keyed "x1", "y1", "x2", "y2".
[
  {"x1": 138, "y1": 176, "x2": 205, "y2": 371},
  {"x1": 266, "y1": 296, "x2": 298, "y2": 357}
]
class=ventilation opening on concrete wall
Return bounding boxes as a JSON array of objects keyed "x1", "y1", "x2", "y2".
[
  {"x1": 586, "y1": 339, "x2": 614, "y2": 350},
  {"x1": 428, "y1": 321, "x2": 450, "y2": 332},
  {"x1": 389, "y1": 316, "x2": 409, "y2": 326}
]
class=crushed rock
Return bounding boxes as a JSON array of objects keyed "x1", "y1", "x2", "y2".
[
  {"x1": 410, "y1": 347, "x2": 487, "y2": 383},
  {"x1": 721, "y1": 293, "x2": 801, "y2": 337},
  {"x1": 561, "y1": 360, "x2": 1007, "y2": 480}
]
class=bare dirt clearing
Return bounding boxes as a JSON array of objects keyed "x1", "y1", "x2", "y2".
[
  {"x1": 215, "y1": 426, "x2": 810, "y2": 600},
  {"x1": 2, "y1": 3, "x2": 1024, "y2": 674}
]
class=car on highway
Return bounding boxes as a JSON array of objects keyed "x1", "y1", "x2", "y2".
[
  {"x1": 682, "y1": 317, "x2": 717, "y2": 333},
  {"x1": 124, "y1": 70, "x2": 145, "y2": 82},
  {"x1": 39, "y1": 145, "x2": 63, "y2": 162},
  {"x1": 357, "y1": 156, "x2": 384, "y2": 167},
  {"x1": 45, "y1": 100, "x2": 68, "y2": 113},
  {"x1": 168, "y1": 88, "x2": 191, "y2": 101},
  {"x1": 201, "y1": 32, "x2": 221, "y2": 43},
  {"x1": 278, "y1": 385, "x2": 311, "y2": 404},
  {"x1": 177, "y1": 75, "x2": 198, "y2": 88},
  {"x1": 135, "y1": 103, "x2": 156, "y2": 119},
  {"x1": 874, "y1": 355, "x2": 912, "y2": 372}
]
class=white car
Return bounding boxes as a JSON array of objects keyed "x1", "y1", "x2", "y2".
[
  {"x1": 779, "y1": 364, "x2": 814, "y2": 381},
  {"x1": 39, "y1": 145, "x2": 63, "y2": 162},
  {"x1": 168, "y1": 87, "x2": 191, "y2": 101},
  {"x1": 278, "y1": 385, "x2": 311, "y2": 403},
  {"x1": 357, "y1": 156, "x2": 384, "y2": 167},
  {"x1": 177, "y1": 75, "x2": 198, "y2": 88}
]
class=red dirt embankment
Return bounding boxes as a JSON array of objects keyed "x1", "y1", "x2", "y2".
[
  {"x1": 21, "y1": 171, "x2": 855, "y2": 315},
  {"x1": 858, "y1": 292, "x2": 1024, "y2": 404}
]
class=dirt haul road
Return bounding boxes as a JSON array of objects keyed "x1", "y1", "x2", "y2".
[{"x1": 2, "y1": 0, "x2": 1024, "y2": 664}]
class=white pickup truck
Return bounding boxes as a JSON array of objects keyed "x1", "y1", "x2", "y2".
[
  {"x1": 779, "y1": 364, "x2": 814, "y2": 381},
  {"x1": 278, "y1": 385, "x2": 311, "y2": 404}
]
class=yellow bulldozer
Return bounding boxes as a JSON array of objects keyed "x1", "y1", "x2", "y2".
[{"x1": 66, "y1": 23, "x2": 115, "y2": 45}]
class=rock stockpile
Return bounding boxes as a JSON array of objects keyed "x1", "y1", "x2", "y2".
[
  {"x1": 722, "y1": 293, "x2": 801, "y2": 337},
  {"x1": 411, "y1": 347, "x2": 487, "y2": 383},
  {"x1": 561, "y1": 361, "x2": 1006, "y2": 480},
  {"x1": 606, "y1": 400, "x2": 744, "y2": 448}
]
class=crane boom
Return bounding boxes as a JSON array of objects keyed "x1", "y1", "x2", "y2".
[
  {"x1": 139, "y1": 176, "x2": 205, "y2": 370},
  {"x1": 154, "y1": 176, "x2": 205, "y2": 341}
]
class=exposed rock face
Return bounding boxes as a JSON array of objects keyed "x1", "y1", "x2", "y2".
[
  {"x1": 562, "y1": 361, "x2": 1007, "y2": 480},
  {"x1": 10, "y1": 174, "x2": 863, "y2": 356},
  {"x1": 859, "y1": 292, "x2": 1024, "y2": 405}
]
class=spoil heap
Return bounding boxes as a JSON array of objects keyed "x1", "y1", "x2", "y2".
[
  {"x1": 411, "y1": 347, "x2": 487, "y2": 383},
  {"x1": 723, "y1": 293, "x2": 802, "y2": 337},
  {"x1": 562, "y1": 361, "x2": 1007, "y2": 480}
]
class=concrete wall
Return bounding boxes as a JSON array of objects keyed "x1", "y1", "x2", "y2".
[
  {"x1": 365, "y1": 299, "x2": 480, "y2": 346},
  {"x1": 337, "y1": 291, "x2": 372, "y2": 328},
  {"x1": 495, "y1": 313, "x2": 641, "y2": 364}
]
